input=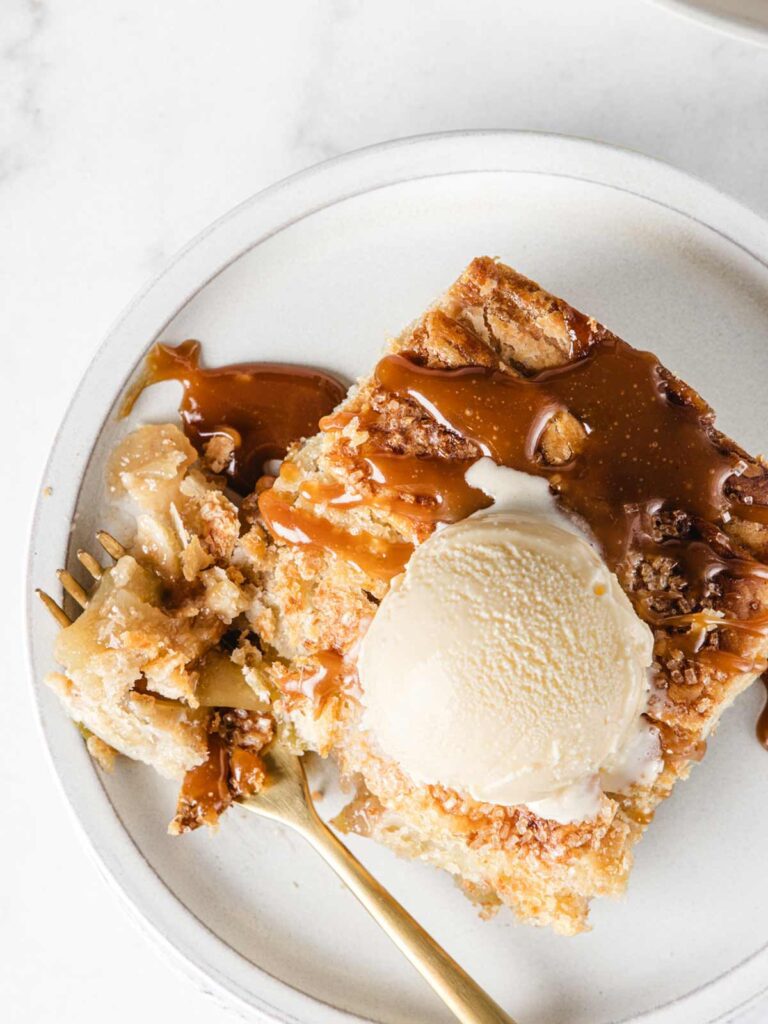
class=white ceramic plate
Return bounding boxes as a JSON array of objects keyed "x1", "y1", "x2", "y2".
[
  {"x1": 647, "y1": 0, "x2": 768, "y2": 44},
  {"x1": 26, "y1": 132, "x2": 768, "y2": 1024}
]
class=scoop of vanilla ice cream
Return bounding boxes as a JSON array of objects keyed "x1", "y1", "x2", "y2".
[{"x1": 358, "y1": 502, "x2": 657, "y2": 823}]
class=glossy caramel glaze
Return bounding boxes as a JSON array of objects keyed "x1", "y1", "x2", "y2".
[
  {"x1": 299, "y1": 338, "x2": 768, "y2": 704},
  {"x1": 174, "y1": 732, "x2": 231, "y2": 829},
  {"x1": 259, "y1": 487, "x2": 413, "y2": 581},
  {"x1": 298, "y1": 454, "x2": 488, "y2": 523},
  {"x1": 172, "y1": 714, "x2": 270, "y2": 832},
  {"x1": 381, "y1": 346, "x2": 766, "y2": 634},
  {"x1": 758, "y1": 677, "x2": 768, "y2": 749},
  {"x1": 126, "y1": 340, "x2": 346, "y2": 493},
  {"x1": 374, "y1": 347, "x2": 742, "y2": 571},
  {"x1": 281, "y1": 649, "x2": 361, "y2": 717}
]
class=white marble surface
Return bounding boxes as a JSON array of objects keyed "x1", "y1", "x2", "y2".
[{"x1": 4, "y1": 1, "x2": 768, "y2": 1021}]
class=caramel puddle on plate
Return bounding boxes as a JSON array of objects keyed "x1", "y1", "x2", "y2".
[{"x1": 124, "y1": 339, "x2": 347, "y2": 494}]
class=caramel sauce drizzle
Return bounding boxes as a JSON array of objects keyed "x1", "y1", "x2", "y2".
[
  {"x1": 293, "y1": 336, "x2": 768, "y2": 742},
  {"x1": 299, "y1": 455, "x2": 488, "y2": 523},
  {"x1": 370, "y1": 347, "x2": 768, "y2": 628},
  {"x1": 176, "y1": 732, "x2": 231, "y2": 827},
  {"x1": 362, "y1": 453, "x2": 488, "y2": 523},
  {"x1": 757, "y1": 677, "x2": 768, "y2": 749},
  {"x1": 374, "y1": 348, "x2": 744, "y2": 572},
  {"x1": 175, "y1": 727, "x2": 267, "y2": 829},
  {"x1": 733, "y1": 502, "x2": 768, "y2": 526},
  {"x1": 259, "y1": 487, "x2": 413, "y2": 581},
  {"x1": 281, "y1": 649, "x2": 361, "y2": 717},
  {"x1": 125, "y1": 340, "x2": 346, "y2": 494}
]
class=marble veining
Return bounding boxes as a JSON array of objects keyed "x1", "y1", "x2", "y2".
[{"x1": 2, "y1": 0, "x2": 48, "y2": 182}]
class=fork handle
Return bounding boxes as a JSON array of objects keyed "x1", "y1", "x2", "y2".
[{"x1": 298, "y1": 806, "x2": 517, "y2": 1024}]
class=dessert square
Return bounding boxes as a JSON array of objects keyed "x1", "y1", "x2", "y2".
[{"x1": 249, "y1": 257, "x2": 768, "y2": 933}]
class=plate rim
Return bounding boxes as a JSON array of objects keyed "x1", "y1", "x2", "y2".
[
  {"x1": 644, "y1": 0, "x2": 768, "y2": 47},
  {"x1": 24, "y1": 129, "x2": 768, "y2": 1024}
]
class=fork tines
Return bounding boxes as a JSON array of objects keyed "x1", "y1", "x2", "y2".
[{"x1": 37, "y1": 531, "x2": 127, "y2": 627}]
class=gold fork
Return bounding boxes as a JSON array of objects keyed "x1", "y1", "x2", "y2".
[
  {"x1": 37, "y1": 529, "x2": 127, "y2": 625},
  {"x1": 39, "y1": 535, "x2": 517, "y2": 1024}
]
